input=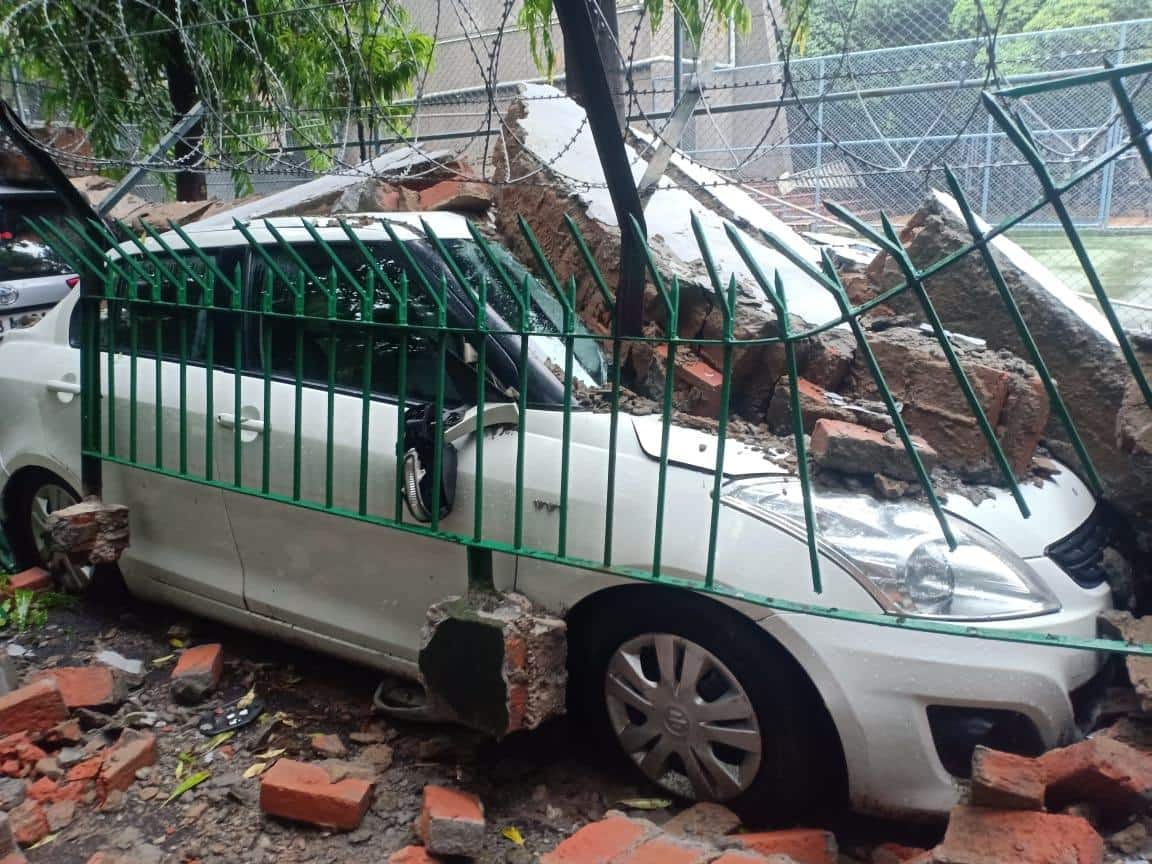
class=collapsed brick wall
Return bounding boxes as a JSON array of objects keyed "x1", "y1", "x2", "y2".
[
  {"x1": 860, "y1": 193, "x2": 1152, "y2": 521},
  {"x1": 492, "y1": 99, "x2": 790, "y2": 421}
]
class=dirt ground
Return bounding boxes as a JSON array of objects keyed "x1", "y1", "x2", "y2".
[{"x1": 2, "y1": 584, "x2": 940, "y2": 863}]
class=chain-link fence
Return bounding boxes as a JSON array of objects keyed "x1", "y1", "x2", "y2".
[{"x1": 658, "y1": 16, "x2": 1152, "y2": 329}]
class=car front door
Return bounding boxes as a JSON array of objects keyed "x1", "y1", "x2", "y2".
[{"x1": 218, "y1": 240, "x2": 515, "y2": 660}]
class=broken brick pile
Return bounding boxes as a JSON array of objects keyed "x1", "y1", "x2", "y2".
[
  {"x1": 493, "y1": 92, "x2": 1060, "y2": 498},
  {"x1": 389, "y1": 796, "x2": 838, "y2": 863},
  {"x1": 884, "y1": 735, "x2": 1152, "y2": 864},
  {"x1": 0, "y1": 673, "x2": 156, "y2": 857}
]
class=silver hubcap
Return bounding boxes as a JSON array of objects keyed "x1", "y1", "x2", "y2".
[
  {"x1": 604, "y1": 633, "x2": 762, "y2": 801},
  {"x1": 29, "y1": 483, "x2": 77, "y2": 564}
]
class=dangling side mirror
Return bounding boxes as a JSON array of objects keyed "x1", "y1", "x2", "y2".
[
  {"x1": 402, "y1": 404, "x2": 458, "y2": 522},
  {"x1": 402, "y1": 444, "x2": 457, "y2": 522}
]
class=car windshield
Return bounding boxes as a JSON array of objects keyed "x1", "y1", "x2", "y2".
[{"x1": 437, "y1": 239, "x2": 607, "y2": 387}]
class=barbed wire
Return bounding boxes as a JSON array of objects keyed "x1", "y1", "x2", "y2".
[{"x1": 1, "y1": 0, "x2": 1149, "y2": 206}]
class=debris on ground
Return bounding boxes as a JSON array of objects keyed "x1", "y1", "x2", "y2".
[
  {"x1": 417, "y1": 785, "x2": 485, "y2": 855},
  {"x1": 169, "y1": 643, "x2": 223, "y2": 706}
]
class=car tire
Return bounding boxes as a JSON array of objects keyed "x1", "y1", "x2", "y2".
[
  {"x1": 2, "y1": 468, "x2": 98, "y2": 593},
  {"x1": 568, "y1": 589, "x2": 846, "y2": 823}
]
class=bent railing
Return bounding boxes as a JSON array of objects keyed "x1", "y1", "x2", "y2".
[{"x1": 33, "y1": 60, "x2": 1152, "y2": 657}]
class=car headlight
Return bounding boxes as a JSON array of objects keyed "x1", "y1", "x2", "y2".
[
  {"x1": 0, "y1": 285, "x2": 18, "y2": 307},
  {"x1": 721, "y1": 478, "x2": 1060, "y2": 620}
]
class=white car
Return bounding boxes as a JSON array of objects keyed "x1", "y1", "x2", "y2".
[
  {"x1": 0, "y1": 212, "x2": 1113, "y2": 819},
  {"x1": 0, "y1": 185, "x2": 78, "y2": 335}
]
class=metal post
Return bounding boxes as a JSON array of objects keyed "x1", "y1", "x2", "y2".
[
  {"x1": 980, "y1": 113, "x2": 995, "y2": 220},
  {"x1": 814, "y1": 58, "x2": 826, "y2": 210},
  {"x1": 552, "y1": 0, "x2": 647, "y2": 336},
  {"x1": 673, "y1": 11, "x2": 683, "y2": 106},
  {"x1": 1096, "y1": 21, "x2": 1128, "y2": 227},
  {"x1": 98, "y1": 102, "x2": 206, "y2": 213}
]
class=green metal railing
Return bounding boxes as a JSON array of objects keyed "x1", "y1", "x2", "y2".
[{"x1": 32, "y1": 60, "x2": 1152, "y2": 658}]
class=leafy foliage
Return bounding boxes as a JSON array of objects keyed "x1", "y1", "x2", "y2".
[
  {"x1": 0, "y1": 584, "x2": 76, "y2": 632},
  {"x1": 518, "y1": 0, "x2": 756, "y2": 79},
  {"x1": 0, "y1": 0, "x2": 433, "y2": 196}
]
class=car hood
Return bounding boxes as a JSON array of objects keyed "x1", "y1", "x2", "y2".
[
  {"x1": 630, "y1": 416, "x2": 790, "y2": 477},
  {"x1": 630, "y1": 415, "x2": 1095, "y2": 559}
]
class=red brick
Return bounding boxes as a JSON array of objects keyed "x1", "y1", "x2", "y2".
[
  {"x1": 810, "y1": 418, "x2": 937, "y2": 482},
  {"x1": 0, "y1": 679, "x2": 68, "y2": 737},
  {"x1": 871, "y1": 842, "x2": 930, "y2": 864},
  {"x1": 417, "y1": 785, "x2": 485, "y2": 856},
  {"x1": 540, "y1": 816, "x2": 656, "y2": 864},
  {"x1": 172, "y1": 644, "x2": 223, "y2": 685},
  {"x1": 66, "y1": 756, "x2": 104, "y2": 784},
  {"x1": 388, "y1": 847, "x2": 442, "y2": 864},
  {"x1": 419, "y1": 180, "x2": 492, "y2": 214},
  {"x1": 98, "y1": 731, "x2": 155, "y2": 795},
  {"x1": 1039, "y1": 737, "x2": 1152, "y2": 813},
  {"x1": 260, "y1": 758, "x2": 372, "y2": 831},
  {"x1": 4, "y1": 569, "x2": 51, "y2": 594},
  {"x1": 935, "y1": 805, "x2": 1103, "y2": 864},
  {"x1": 971, "y1": 746, "x2": 1046, "y2": 810},
  {"x1": 730, "y1": 828, "x2": 837, "y2": 864},
  {"x1": 767, "y1": 378, "x2": 860, "y2": 433},
  {"x1": 37, "y1": 719, "x2": 83, "y2": 746},
  {"x1": 664, "y1": 802, "x2": 741, "y2": 840},
  {"x1": 7, "y1": 801, "x2": 48, "y2": 847},
  {"x1": 30, "y1": 667, "x2": 117, "y2": 710},
  {"x1": 651, "y1": 345, "x2": 725, "y2": 418},
  {"x1": 26, "y1": 777, "x2": 58, "y2": 803},
  {"x1": 615, "y1": 836, "x2": 712, "y2": 864},
  {"x1": 711, "y1": 855, "x2": 776, "y2": 864},
  {"x1": 0, "y1": 732, "x2": 47, "y2": 770}
]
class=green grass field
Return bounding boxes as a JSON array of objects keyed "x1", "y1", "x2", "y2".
[{"x1": 1010, "y1": 228, "x2": 1152, "y2": 307}]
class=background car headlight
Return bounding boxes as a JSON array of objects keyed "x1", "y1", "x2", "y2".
[
  {"x1": 721, "y1": 478, "x2": 1060, "y2": 620},
  {"x1": 0, "y1": 285, "x2": 18, "y2": 306}
]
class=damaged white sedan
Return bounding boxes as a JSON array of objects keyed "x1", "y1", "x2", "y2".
[{"x1": 0, "y1": 212, "x2": 1114, "y2": 820}]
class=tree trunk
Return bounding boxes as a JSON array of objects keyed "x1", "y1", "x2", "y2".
[{"x1": 165, "y1": 38, "x2": 206, "y2": 201}]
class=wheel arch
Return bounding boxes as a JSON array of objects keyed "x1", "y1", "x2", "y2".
[
  {"x1": 1, "y1": 459, "x2": 82, "y2": 523},
  {"x1": 563, "y1": 581, "x2": 849, "y2": 807}
]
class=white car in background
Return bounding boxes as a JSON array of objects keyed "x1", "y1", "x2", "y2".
[
  {"x1": 0, "y1": 212, "x2": 1115, "y2": 819},
  {"x1": 0, "y1": 185, "x2": 77, "y2": 335}
]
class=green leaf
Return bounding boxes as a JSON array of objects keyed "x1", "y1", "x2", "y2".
[
  {"x1": 615, "y1": 797, "x2": 673, "y2": 810},
  {"x1": 202, "y1": 730, "x2": 235, "y2": 753},
  {"x1": 164, "y1": 770, "x2": 211, "y2": 804}
]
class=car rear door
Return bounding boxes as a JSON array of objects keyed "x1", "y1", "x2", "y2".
[{"x1": 96, "y1": 249, "x2": 248, "y2": 609}]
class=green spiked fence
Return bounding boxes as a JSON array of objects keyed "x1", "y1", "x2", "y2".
[{"x1": 32, "y1": 60, "x2": 1152, "y2": 658}]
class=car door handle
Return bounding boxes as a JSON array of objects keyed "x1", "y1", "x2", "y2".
[
  {"x1": 45, "y1": 379, "x2": 82, "y2": 395},
  {"x1": 216, "y1": 413, "x2": 265, "y2": 433}
]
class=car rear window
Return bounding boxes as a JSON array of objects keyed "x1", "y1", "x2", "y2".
[{"x1": 0, "y1": 239, "x2": 73, "y2": 281}]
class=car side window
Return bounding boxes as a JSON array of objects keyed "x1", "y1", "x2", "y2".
[
  {"x1": 70, "y1": 252, "x2": 241, "y2": 365},
  {"x1": 249, "y1": 242, "x2": 482, "y2": 405}
]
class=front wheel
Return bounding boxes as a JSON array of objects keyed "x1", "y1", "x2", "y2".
[
  {"x1": 570, "y1": 593, "x2": 846, "y2": 823},
  {"x1": 3, "y1": 469, "x2": 88, "y2": 591}
]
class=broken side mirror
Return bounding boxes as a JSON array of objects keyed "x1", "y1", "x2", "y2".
[{"x1": 402, "y1": 404, "x2": 458, "y2": 522}]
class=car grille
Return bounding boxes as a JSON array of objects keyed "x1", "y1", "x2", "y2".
[{"x1": 1046, "y1": 504, "x2": 1113, "y2": 589}]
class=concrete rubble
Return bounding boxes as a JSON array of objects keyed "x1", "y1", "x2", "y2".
[
  {"x1": 43, "y1": 498, "x2": 129, "y2": 567},
  {"x1": 418, "y1": 591, "x2": 567, "y2": 738}
]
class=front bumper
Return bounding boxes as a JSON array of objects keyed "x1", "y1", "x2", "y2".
[{"x1": 759, "y1": 557, "x2": 1111, "y2": 817}]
